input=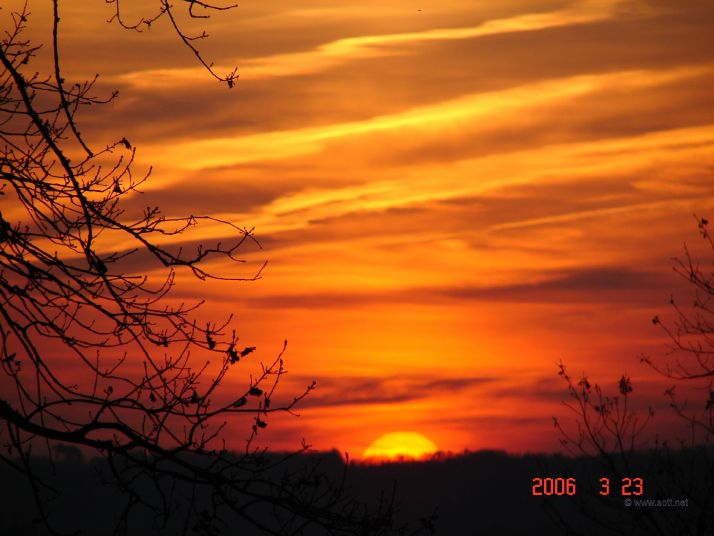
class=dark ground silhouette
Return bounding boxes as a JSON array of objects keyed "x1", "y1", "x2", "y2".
[{"x1": 1, "y1": 447, "x2": 710, "y2": 535}]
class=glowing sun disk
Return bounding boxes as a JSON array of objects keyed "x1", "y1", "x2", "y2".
[{"x1": 363, "y1": 432, "x2": 439, "y2": 461}]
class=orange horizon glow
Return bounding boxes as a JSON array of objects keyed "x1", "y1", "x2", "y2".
[{"x1": 10, "y1": 0, "x2": 714, "y2": 456}]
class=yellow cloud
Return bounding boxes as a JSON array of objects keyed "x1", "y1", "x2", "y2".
[{"x1": 144, "y1": 64, "x2": 713, "y2": 172}]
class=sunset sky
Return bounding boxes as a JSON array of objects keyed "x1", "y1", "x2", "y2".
[{"x1": 12, "y1": 0, "x2": 714, "y2": 456}]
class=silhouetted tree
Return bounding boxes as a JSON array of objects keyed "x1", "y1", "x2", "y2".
[
  {"x1": 0, "y1": 4, "x2": 413, "y2": 535},
  {"x1": 644, "y1": 216, "x2": 714, "y2": 438},
  {"x1": 549, "y1": 217, "x2": 714, "y2": 535}
]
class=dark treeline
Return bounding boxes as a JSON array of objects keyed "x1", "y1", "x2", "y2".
[{"x1": 1, "y1": 446, "x2": 711, "y2": 535}]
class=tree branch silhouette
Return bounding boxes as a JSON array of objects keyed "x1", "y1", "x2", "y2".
[
  {"x1": 644, "y1": 216, "x2": 714, "y2": 439},
  {"x1": 549, "y1": 217, "x2": 714, "y2": 535},
  {"x1": 0, "y1": 4, "x2": 409, "y2": 535},
  {"x1": 105, "y1": 0, "x2": 239, "y2": 87}
]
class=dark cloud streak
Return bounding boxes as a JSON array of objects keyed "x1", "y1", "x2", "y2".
[{"x1": 238, "y1": 266, "x2": 677, "y2": 309}]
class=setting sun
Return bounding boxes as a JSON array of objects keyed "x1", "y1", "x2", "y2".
[{"x1": 363, "y1": 432, "x2": 439, "y2": 461}]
